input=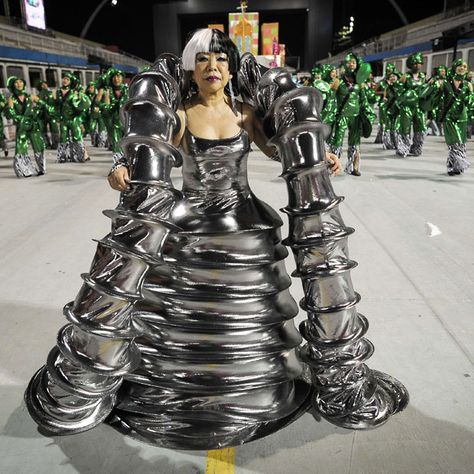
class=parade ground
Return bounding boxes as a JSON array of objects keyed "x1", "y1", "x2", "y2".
[{"x1": 0, "y1": 133, "x2": 473, "y2": 474}]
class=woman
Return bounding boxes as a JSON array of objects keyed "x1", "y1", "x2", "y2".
[
  {"x1": 327, "y1": 53, "x2": 375, "y2": 176},
  {"x1": 422, "y1": 59, "x2": 473, "y2": 175},
  {"x1": 108, "y1": 28, "x2": 340, "y2": 445},
  {"x1": 31, "y1": 30, "x2": 412, "y2": 452},
  {"x1": 55, "y1": 73, "x2": 91, "y2": 163},
  {"x1": 100, "y1": 68, "x2": 128, "y2": 162},
  {"x1": 6, "y1": 76, "x2": 46, "y2": 177}
]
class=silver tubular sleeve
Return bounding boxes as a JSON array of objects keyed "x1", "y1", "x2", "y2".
[{"x1": 25, "y1": 55, "x2": 184, "y2": 435}]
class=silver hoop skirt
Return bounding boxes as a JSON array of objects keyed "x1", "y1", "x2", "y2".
[{"x1": 106, "y1": 128, "x2": 311, "y2": 448}]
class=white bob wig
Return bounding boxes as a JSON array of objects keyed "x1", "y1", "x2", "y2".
[{"x1": 182, "y1": 28, "x2": 240, "y2": 75}]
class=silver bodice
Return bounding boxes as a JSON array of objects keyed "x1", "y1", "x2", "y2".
[{"x1": 170, "y1": 128, "x2": 282, "y2": 233}]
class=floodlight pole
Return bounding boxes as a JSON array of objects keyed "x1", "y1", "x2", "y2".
[
  {"x1": 3, "y1": 0, "x2": 10, "y2": 19},
  {"x1": 80, "y1": 0, "x2": 112, "y2": 39}
]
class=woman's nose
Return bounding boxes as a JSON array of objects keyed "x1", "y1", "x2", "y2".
[{"x1": 207, "y1": 57, "x2": 217, "y2": 70}]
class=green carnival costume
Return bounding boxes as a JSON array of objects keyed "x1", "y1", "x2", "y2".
[
  {"x1": 0, "y1": 92, "x2": 9, "y2": 156},
  {"x1": 426, "y1": 65, "x2": 447, "y2": 137},
  {"x1": 327, "y1": 53, "x2": 375, "y2": 176},
  {"x1": 55, "y1": 73, "x2": 91, "y2": 163},
  {"x1": 374, "y1": 63, "x2": 396, "y2": 145},
  {"x1": 422, "y1": 59, "x2": 473, "y2": 174},
  {"x1": 100, "y1": 68, "x2": 128, "y2": 162},
  {"x1": 38, "y1": 80, "x2": 59, "y2": 149},
  {"x1": 5, "y1": 76, "x2": 46, "y2": 177},
  {"x1": 84, "y1": 81, "x2": 107, "y2": 147},
  {"x1": 395, "y1": 53, "x2": 427, "y2": 157},
  {"x1": 380, "y1": 71, "x2": 403, "y2": 151}
]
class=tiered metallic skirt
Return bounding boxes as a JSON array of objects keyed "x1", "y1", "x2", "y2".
[{"x1": 108, "y1": 200, "x2": 312, "y2": 449}]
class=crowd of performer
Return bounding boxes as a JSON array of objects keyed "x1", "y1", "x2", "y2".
[
  {"x1": 1, "y1": 53, "x2": 473, "y2": 179},
  {"x1": 307, "y1": 53, "x2": 474, "y2": 176},
  {"x1": 0, "y1": 67, "x2": 128, "y2": 178}
]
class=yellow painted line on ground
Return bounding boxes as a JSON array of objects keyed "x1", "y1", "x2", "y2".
[{"x1": 205, "y1": 448, "x2": 236, "y2": 474}]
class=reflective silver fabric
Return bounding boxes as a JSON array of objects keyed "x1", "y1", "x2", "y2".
[
  {"x1": 26, "y1": 53, "x2": 408, "y2": 448},
  {"x1": 251, "y1": 63, "x2": 409, "y2": 429},
  {"x1": 25, "y1": 63, "x2": 183, "y2": 436},
  {"x1": 109, "y1": 127, "x2": 311, "y2": 450},
  {"x1": 26, "y1": 54, "x2": 311, "y2": 450}
]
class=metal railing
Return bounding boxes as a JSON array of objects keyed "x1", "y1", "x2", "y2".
[
  {"x1": 0, "y1": 18, "x2": 147, "y2": 69},
  {"x1": 323, "y1": 7, "x2": 474, "y2": 65}
]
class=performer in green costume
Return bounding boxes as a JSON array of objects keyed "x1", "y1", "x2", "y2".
[
  {"x1": 327, "y1": 53, "x2": 375, "y2": 176},
  {"x1": 422, "y1": 59, "x2": 473, "y2": 175},
  {"x1": 55, "y1": 72, "x2": 91, "y2": 163},
  {"x1": 426, "y1": 65, "x2": 447, "y2": 137},
  {"x1": 5, "y1": 76, "x2": 46, "y2": 177},
  {"x1": 395, "y1": 52, "x2": 427, "y2": 157},
  {"x1": 100, "y1": 68, "x2": 128, "y2": 162},
  {"x1": 374, "y1": 63, "x2": 396, "y2": 145},
  {"x1": 83, "y1": 81, "x2": 104, "y2": 147},
  {"x1": 37, "y1": 80, "x2": 59, "y2": 149},
  {"x1": 381, "y1": 70, "x2": 403, "y2": 150},
  {"x1": 0, "y1": 92, "x2": 9, "y2": 157}
]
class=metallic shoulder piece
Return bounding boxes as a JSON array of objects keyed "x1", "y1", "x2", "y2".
[
  {"x1": 25, "y1": 55, "x2": 183, "y2": 435},
  {"x1": 254, "y1": 65, "x2": 409, "y2": 429}
]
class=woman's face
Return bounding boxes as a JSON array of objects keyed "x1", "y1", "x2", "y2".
[
  {"x1": 112, "y1": 74, "x2": 123, "y2": 86},
  {"x1": 14, "y1": 79, "x2": 24, "y2": 90},
  {"x1": 455, "y1": 62, "x2": 467, "y2": 76},
  {"x1": 330, "y1": 69, "x2": 337, "y2": 79},
  {"x1": 62, "y1": 76, "x2": 71, "y2": 87},
  {"x1": 192, "y1": 52, "x2": 232, "y2": 93},
  {"x1": 346, "y1": 59, "x2": 357, "y2": 72}
]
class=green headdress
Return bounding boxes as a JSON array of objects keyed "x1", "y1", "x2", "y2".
[
  {"x1": 449, "y1": 58, "x2": 468, "y2": 80},
  {"x1": 385, "y1": 63, "x2": 395, "y2": 75},
  {"x1": 322, "y1": 64, "x2": 337, "y2": 82},
  {"x1": 407, "y1": 53, "x2": 424, "y2": 69},
  {"x1": 62, "y1": 72, "x2": 79, "y2": 90},
  {"x1": 106, "y1": 67, "x2": 125, "y2": 88},
  {"x1": 344, "y1": 52, "x2": 358, "y2": 67},
  {"x1": 311, "y1": 65, "x2": 322, "y2": 77},
  {"x1": 7, "y1": 76, "x2": 25, "y2": 94}
]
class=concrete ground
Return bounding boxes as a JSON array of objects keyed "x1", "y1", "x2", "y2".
[{"x1": 0, "y1": 133, "x2": 473, "y2": 474}]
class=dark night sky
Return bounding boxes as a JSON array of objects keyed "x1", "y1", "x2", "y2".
[
  {"x1": 0, "y1": 0, "x2": 465, "y2": 61},
  {"x1": 334, "y1": 0, "x2": 450, "y2": 45}
]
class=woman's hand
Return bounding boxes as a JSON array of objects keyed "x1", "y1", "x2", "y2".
[
  {"x1": 325, "y1": 152, "x2": 342, "y2": 176},
  {"x1": 107, "y1": 166, "x2": 130, "y2": 191}
]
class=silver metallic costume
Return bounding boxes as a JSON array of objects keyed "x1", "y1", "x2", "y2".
[{"x1": 25, "y1": 54, "x2": 408, "y2": 448}]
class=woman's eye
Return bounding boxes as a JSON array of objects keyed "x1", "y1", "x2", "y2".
[
  {"x1": 196, "y1": 56, "x2": 208, "y2": 62},
  {"x1": 217, "y1": 57, "x2": 228, "y2": 62}
]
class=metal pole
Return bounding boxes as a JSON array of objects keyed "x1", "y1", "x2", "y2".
[
  {"x1": 386, "y1": 0, "x2": 409, "y2": 25},
  {"x1": 80, "y1": 0, "x2": 110, "y2": 39},
  {"x1": 3, "y1": 0, "x2": 10, "y2": 18}
]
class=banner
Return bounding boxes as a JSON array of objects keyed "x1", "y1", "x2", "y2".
[
  {"x1": 21, "y1": 0, "x2": 46, "y2": 30},
  {"x1": 261, "y1": 23, "x2": 279, "y2": 56},
  {"x1": 228, "y1": 12, "x2": 259, "y2": 55}
]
